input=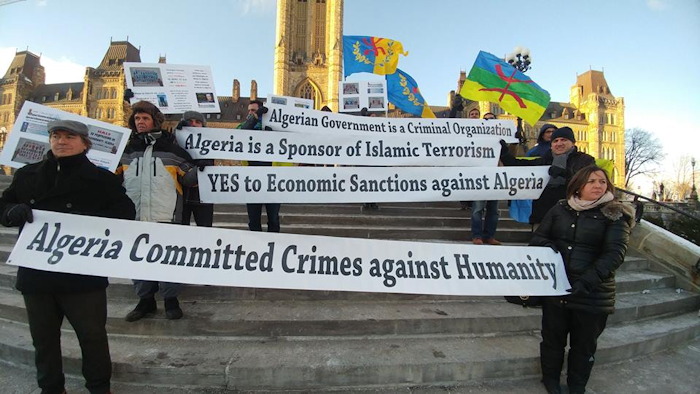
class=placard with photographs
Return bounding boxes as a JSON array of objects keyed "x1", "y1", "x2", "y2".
[
  {"x1": 267, "y1": 94, "x2": 314, "y2": 110},
  {"x1": 339, "y1": 80, "x2": 388, "y2": 113},
  {"x1": 0, "y1": 102, "x2": 131, "y2": 172},
  {"x1": 124, "y1": 62, "x2": 221, "y2": 114}
]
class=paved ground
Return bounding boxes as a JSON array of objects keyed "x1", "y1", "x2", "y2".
[{"x1": 2, "y1": 337, "x2": 699, "y2": 394}]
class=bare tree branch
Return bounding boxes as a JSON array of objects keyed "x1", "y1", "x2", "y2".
[{"x1": 624, "y1": 128, "x2": 665, "y2": 188}]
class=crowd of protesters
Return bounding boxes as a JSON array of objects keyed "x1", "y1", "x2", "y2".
[{"x1": 0, "y1": 93, "x2": 637, "y2": 394}]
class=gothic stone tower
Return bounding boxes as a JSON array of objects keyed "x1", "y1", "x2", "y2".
[{"x1": 273, "y1": 0, "x2": 344, "y2": 111}]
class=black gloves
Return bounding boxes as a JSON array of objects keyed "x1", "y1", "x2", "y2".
[
  {"x1": 567, "y1": 281, "x2": 590, "y2": 297},
  {"x1": 256, "y1": 105, "x2": 268, "y2": 120},
  {"x1": 548, "y1": 166, "x2": 566, "y2": 177},
  {"x1": 197, "y1": 159, "x2": 215, "y2": 171},
  {"x1": 124, "y1": 89, "x2": 134, "y2": 103},
  {"x1": 544, "y1": 243, "x2": 559, "y2": 254},
  {"x1": 175, "y1": 120, "x2": 188, "y2": 130},
  {"x1": 499, "y1": 139, "x2": 509, "y2": 157},
  {"x1": 5, "y1": 204, "x2": 33, "y2": 226}
]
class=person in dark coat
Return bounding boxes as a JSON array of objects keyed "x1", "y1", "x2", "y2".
[
  {"x1": 529, "y1": 166, "x2": 634, "y2": 394},
  {"x1": 527, "y1": 123, "x2": 556, "y2": 157},
  {"x1": 238, "y1": 99, "x2": 281, "y2": 232},
  {"x1": 176, "y1": 111, "x2": 215, "y2": 227},
  {"x1": 0, "y1": 120, "x2": 136, "y2": 394},
  {"x1": 500, "y1": 127, "x2": 595, "y2": 225}
]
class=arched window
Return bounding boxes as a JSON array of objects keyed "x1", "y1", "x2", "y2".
[
  {"x1": 111, "y1": 88, "x2": 117, "y2": 99},
  {"x1": 96, "y1": 89, "x2": 102, "y2": 99},
  {"x1": 294, "y1": 79, "x2": 322, "y2": 108}
]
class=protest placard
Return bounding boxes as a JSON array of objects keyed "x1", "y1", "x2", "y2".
[
  {"x1": 124, "y1": 62, "x2": 221, "y2": 114},
  {"x1": 262, "y1": 103, "x2": 519, "y2": 143},
  {"x1": 8, "y1": 211, "x2": 570, "y2": 296},
  {"x1": 339, "y1": 80, "x2": 388, "y2": 113},
  {"x1": 0, "y1": 102, "x2": 130, "y2": 172},
  {"x1": 175, "y1": 126, "x2": 501, "y2": 167},
  {"x1": 198, "y1": 166, "x2": 550, "y2": 204},
  {"x1": 267, "y1": 94, "x2": 314, "y2": 109}
]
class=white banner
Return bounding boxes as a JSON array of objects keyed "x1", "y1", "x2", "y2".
[
  {"x1": 175, "y1": 127, "x2": 501, "y2": 167},
  {"x1": 7, "y1": 211, "x2": 570, "y2": 296},
  {"x1": 124, "y1": 62, "x2": 220, "y2": 114},
  {"x1": 0, "y1": 102, "x2": 130, "y2": 172},
  {"x1": 262, "y1": 103, "x2": 519, "y2": 143},
  {"x1": 198, "y1": 166, "x2": 550, "y2": 204}
]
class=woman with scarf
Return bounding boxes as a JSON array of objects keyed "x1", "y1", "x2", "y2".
[{"x1": 529, "y1": 166, "x2": 634, "y2": 394}]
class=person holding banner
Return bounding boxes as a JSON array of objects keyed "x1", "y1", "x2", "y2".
[
  {"x1": 529, "y1": 166, "x2": 634, "y2": 394},
  {"x1": 118, "y1": 100, "x2": 198, "y2": 322},
  {"x1": 176, "y1": 111, "x2": 215, "y2": 227},
  {"x1": 471, "y1": 112, "x2": 501, "y2": 245},
  {"x1": 238, "y1": 99, "x2": 281, "y2": 232},
  {"x1": 0, "y1": 120, "x2": 136, "y2": 394},
  {"x1": 500, "y1": 127, "x2": 595, "y2": 226}
]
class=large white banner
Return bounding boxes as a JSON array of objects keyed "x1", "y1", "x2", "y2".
[
  {"x1": 198, "y1": 166, "x2": 550, "y2": 204},
  {"x1": 0, "y1": 102, "x2": 130, "y2": 172},
  {"x1": 7, "y1": 211, "x2": 570, "y2": 296},
  {"x1": 175, "y1": 127, "x2": 501, "y2": 167},
  {"x1": 262, "y1": 103, "x2": 519, "y2": 143},
  {"x1": 124, "y1": 62, "x2": 220, "y2": 114}
]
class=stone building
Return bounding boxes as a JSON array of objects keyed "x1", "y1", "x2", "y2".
[
  {"x1": 273, "y1": 0, "x2": 343, "y2": 111},
  {"x1": 0, "y1": 40, "x2": 260, "y2": 150}
]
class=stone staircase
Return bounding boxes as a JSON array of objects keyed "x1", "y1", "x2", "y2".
[{"x1": 0, "y1": 175, "x2": 698, "y2": 392}]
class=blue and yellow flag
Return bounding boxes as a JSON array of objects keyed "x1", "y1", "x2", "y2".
[
  {"x1": 343, "y1": 35, "x2": 408, "y2": 77},
  {"x1": 460, "y1": 51, "x2": 550, "y2": 126},
  {"x1": 386, "y1": 69, "x2": 435, "y2": 118}
]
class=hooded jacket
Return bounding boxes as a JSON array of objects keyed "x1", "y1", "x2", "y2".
[
  {"x1": 526, "y1": 123, "x2": 555, "y2": 157},
  {"x1": 530, "y1": 199, "x2": 635, "y2": 314},
  {"x1": 0, "y1": 151, "x2": 136, "y2": 293}
]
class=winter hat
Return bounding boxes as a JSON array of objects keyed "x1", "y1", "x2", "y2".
[
  {"x1": 128, "y1": 100, "x2": 165, "y2": 132},
  {"x1": 182, "y1": 111, "x2": 206, "y2": 126},
  {"x1": 551, "y1": 127, "x2": 575, "y2": 143},
  {"x1": 47, "y1": 120, "x2": 89, "y2": 137}
]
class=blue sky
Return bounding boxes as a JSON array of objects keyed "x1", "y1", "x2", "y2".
[{"x1": 1, "y1": 0, "x2": 698, "y2": 191}]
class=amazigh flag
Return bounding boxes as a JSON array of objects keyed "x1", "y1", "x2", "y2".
[
  {"x1": 460, "y1": 51, "x2": 550, "y2": 126},
  {"x1": 343, "y1": 35, "x2": 408, "y2": 77},
  {"x1": 386, "y1": 69, "x2": 436, "y2": 118}
]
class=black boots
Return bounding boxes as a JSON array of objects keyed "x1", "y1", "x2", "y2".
[
  {"x1": 542, "y1": 377, "x2": 562, "y2": 394},
  {"x1": 164, "y1": 297, "x2": 183, "y2": 320},
  {"x1": 125, "y1": 297, "x2": 156, "y2": 322},
  {"x1": 125, "y1": 297, "x2": 184, "y2": 321}
]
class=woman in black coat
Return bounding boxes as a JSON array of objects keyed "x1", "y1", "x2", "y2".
[
  {"x1": 0, "y1": 120, "x2": 135, "y2": 394},
  {"x1": 529, "y1": 166, "x2": 634, "y2": 394}
]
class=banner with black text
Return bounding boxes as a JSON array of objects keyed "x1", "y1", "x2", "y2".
[
  {"x1": 176, "y1": 127, "x2": 501, "y2": 167},
  {"x1": 262, "y1": 103, "x2": 519, "y2": 143},
  {"x1": 7, "y1": 211, "x2": 570, "y2": 296},
  {"x1": 198, "y1": 166, "x2": 550, "y2": 204}
]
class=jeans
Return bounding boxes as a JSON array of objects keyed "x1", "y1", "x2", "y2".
[
  {"x1": 246, "y1": 203, "x2": 281, "y2": 232},
  {"x1": 23, "y1": 290, "x2": 111, "y2": 394},
  {"x1": 471, "y1": 200, "x2": 499, "y2": 239}
]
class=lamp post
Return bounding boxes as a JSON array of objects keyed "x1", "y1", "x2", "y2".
[
  {"x1": 505, "y1": 47, "x2": 531, "y2": 147},
  {"x1": 690, "y1": 157, "x2": 698, "y2": 203}
]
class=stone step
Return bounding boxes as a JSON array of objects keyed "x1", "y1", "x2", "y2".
[
  {"x1": 211, "y1": 203, "x2": 514, "y2": 217},
  {"x1": 0, "y1": 286, "x2": 696, "y2": 339},
  {"x1": 0, "y1": 258, "x2": 665, "y2": 302},
  {"x1": 1, "y1": 312, "x2": 699, "y2": 390},
  {"x1": 213, "y1": 211, "x2": 522, "y2": 228}
]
